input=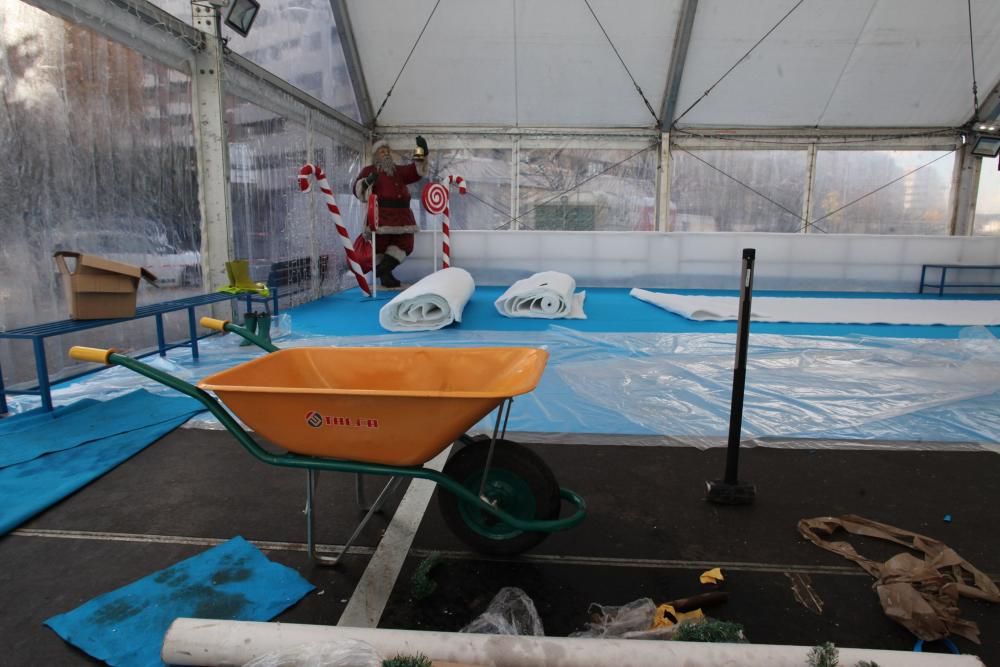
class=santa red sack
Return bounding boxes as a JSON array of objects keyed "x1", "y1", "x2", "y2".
[{"x1": 353, "y1": 233, "x2": 373, "y2": 274}]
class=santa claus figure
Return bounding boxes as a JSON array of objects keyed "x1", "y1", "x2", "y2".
[{"x1": 353, "y1": 137, "x2": 429, "y2": 287}]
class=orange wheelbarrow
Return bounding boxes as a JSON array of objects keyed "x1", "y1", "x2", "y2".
[{"x1": 68, "y1": 317, "x2": 586, "y2": 564}]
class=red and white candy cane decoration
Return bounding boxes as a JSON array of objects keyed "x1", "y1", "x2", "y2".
[
  {"x1": 449, "y1": 174, "x2": 467, "y2": 195},
  {"x1": 298, "y1": 163, "x2": 372, "y2": 296},
  {"x1": 442, "y1": 175, "x2": 467, "y2": 269},
  {"x1": 421, "y1": 178, "x2": 468, "y2": 269}
]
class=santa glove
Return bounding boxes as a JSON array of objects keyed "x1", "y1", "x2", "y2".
[
  {"x1": 415, "y1": 135, "x2": 429, "y2": 154},
  {"x1": 364, "y1": 172, "x2": 377, "y2": 187}
]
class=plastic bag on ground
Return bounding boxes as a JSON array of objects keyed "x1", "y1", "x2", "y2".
[
  {"x1": 460, "y1": 586, "x2": 544, "y2": 636},
  {"x1": 570, "y1": 598, "x2": 666, "y2": 639},
  {"x1": 242, "y1": 639, "x2": 382, "y2": 667}
]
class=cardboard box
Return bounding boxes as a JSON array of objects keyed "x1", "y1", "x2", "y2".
[{"x1": 54, "y1": 251, "x2": 158, "y2": 319}]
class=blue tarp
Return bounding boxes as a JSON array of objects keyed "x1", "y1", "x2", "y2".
[
  {"x1": 291, "y1": 286, "x2": 1000, "y2": 339},
  {"x1": 0, "y1": 390, "x2": 202, "y2": 468},
  {"x1": 46, "y1": 536, "x2": 314, "y2": 667},
  {"x1": 0, "y1": 390, "x2": 203, "y2": 535}
]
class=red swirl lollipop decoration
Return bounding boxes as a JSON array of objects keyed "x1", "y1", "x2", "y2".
[{"x1": 421, "y1": 182, "x2": 449, "y2": 215}]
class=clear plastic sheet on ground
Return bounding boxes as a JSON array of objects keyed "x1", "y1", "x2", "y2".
[
  {"x1": 555, "y1": 325, "x2": 1000, "y2": 444},
  {"x1": 460, "y1": 587, "x2": 545, "y2": 636},
  {"x1": 11, "y1": 323, "x2": 1000, "y2": 449}
]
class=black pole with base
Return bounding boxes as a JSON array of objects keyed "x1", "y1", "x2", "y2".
[{"x1": 706, "y1": 248, "x2": 757, "y2": 505}]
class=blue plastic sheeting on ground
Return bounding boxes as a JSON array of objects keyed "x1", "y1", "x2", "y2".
[
  {"x1": 10, "y1": 292, "x2": 1000, "y2": 448},
  {"x1": 0, "y1": 398, "x2": 99, "y2": 436},
  {"x1": 45, "y1": 536, "x2": 314, "y2": 667},
  {"x1": 0, "y1": 390, "x2": 204, "y2": 468},
  {"x1": 291, "y1": 287, "x2": 1000, "y2": 339},
  {"x1": 0, "y1": 391, "x2": 203, "y2": 535}
]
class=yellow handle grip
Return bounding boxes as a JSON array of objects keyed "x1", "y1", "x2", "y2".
[
  {"x1": 200, "y1": 316, "x2": 230, "y2": 332},
  {"x1": 69, "y1": 346, "x2": 115, "y2": 365}
]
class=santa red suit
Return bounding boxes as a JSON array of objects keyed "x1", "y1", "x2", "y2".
[{"x1": 353, "y1": 139, "x2": 428, "y2": 286}]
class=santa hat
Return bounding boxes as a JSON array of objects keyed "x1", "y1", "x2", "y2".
[{"x1": 372, "y1": 139, "x2": 390, "y2": 154}]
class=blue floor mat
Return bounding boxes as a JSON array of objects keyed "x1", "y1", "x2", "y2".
[
  {"x1": 0, "y1": 391, "x2": 203, "y2": 535},
  {"x1": 45, "y1": 536, "x2": 313, "y2": 667},
  {"x1": 0, "y1": 398, "x2": 100, "y2": 436},
  {"x1": 0, "y1": 390, "x2": 203, "y2": 468},
  {"x1": 291, "y1": 286, "x2": 1000, "y2": 339}
]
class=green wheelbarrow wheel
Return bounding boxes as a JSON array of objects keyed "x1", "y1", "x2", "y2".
[{"x1": 438, "y1": 437, "x2": 561, "y2": 556}]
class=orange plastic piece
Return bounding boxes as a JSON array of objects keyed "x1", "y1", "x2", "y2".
[
  {"x1": 198, "y1": 347, "x2": 549, "y2": 466},
  {"x1": 69, "y1": 346, "x2": 115, "y2": 365},
  {"x1": 200, "y1": 316, "x2": 229, "y2": 331}
]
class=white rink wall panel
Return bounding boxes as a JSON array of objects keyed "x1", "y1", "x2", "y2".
[{"x1": 397, "y1": 232, "x2": 1000, "y2": 291}]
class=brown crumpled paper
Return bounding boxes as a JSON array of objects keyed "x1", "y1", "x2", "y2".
[{"x1": 798, "y1": 514, "x2": 1000, "y2": 644}]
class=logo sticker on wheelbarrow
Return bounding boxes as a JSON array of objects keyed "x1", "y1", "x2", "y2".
[{"x1": 305, "y1": 411, "x2": 379, "y2": 429}]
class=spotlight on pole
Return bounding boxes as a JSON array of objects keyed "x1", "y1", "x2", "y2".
[
  {"x1": 971, "y1": 133, "x2": 1000, "y2": 158},
  {"x1": 706, "y1": 248, "x2": 757, "y2": 506},
  {"x1": 225, "y1": 0, "x2": 261, "y2": 37}
]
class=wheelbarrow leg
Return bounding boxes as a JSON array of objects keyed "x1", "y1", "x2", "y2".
[
  {"x1": 355, "y1": 474, "x2": 371, "y2": 511},
  {"x1": 305, "y1": 470, "x2": 403, "y2": 567}
]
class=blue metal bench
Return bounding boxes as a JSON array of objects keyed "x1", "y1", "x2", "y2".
[
  {"x1": 0, "y1": 289, "x2": 278, "y2": 414},
  {"x1": 919, "y1": 264, "x2": 1000, "y2": 296}
]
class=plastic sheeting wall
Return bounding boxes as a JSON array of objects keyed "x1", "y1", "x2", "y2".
[
  {"x1": 421, "y1": 135, "x2": 513, "y2": 231},
  {"x1": 149, "y1": 0, "x2": 360, "y2": 122},
  {"x1": 312, "y1": 133, "x2": 365, "y2": 294},
  {"x1": 670, "y1": 150, "x2": 806, "y2": 232},
  {"x1": 227, "y1": 96, "x2": 363, "y2": 303},
  {"x1": 1, "y1": 0, "x2": 203, "y2": 386},
  {"x1": 380, "y1": 136, "x2": 962, "y2": 238},
  {"x1": 518, "y1": 138, "x2": 658, "y2": 232},
  {"x1": 380, "y1": 133, "x2": 658, "y2": 233},
  {"x1": 975, "y1": 158, "x2": 1000, "y2": 235},
  {"x1": 811, "y1": 150, "x2": 955, "y2": 234}
]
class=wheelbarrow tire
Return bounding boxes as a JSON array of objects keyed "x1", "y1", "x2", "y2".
[{"x1": 438, "y1": 439, "x2": 561, "y2": 556}]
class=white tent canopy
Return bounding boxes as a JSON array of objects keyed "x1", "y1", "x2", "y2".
[{"x1": 346, "y1": 0, "x2": 1000, "y2": 129}]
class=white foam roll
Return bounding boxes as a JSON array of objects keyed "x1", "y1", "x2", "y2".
[
  {"x1": 495, "y1": 271, "x2": 586, "y2": 320},
  {"x1": 379, "y1": 267, "x2": 475, "y2": 332},
  {"x1": 629, "y1": 289, "x2": 1000, "y2": 325}
]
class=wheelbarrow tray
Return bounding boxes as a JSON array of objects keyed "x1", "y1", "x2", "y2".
[{"x1": 198, "y1": 346, "x2": 548, "y2": 466}]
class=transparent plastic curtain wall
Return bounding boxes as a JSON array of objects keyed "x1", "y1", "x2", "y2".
[
  {"x1": 668, "y1": 147, "x2": 956, "y2": 234},
  {"x1": 227, "y1": 95, "x2": 363, "y2": 304},
  {"x1": 0, "y1": 0, "x2": 202, "y2": 386},
  {"x1": 149, "y1": 0, "x2": 361, "y2": 122},
  {"x1": 379, "y1": 132, "x2": 658, "y2": 234}
]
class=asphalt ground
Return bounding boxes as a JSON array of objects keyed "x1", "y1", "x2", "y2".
[{"x1": 0, "y1": 429, "x2": 997, "y2": 665}]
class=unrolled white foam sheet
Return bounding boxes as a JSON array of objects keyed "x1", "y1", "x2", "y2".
[
  {"x1": 630, "y1": 289, "x2": 1000, "y2": 326},
  {"x1": 495, "y1": 271, "x2": 587, "y2": 319},
  {"x1": 379, "y1": 267, "x2": 475, "y2": 332}
]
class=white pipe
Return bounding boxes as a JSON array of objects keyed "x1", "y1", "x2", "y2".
[{"x1": 162, "y1": 619, "x2": 984, "y2": 667}]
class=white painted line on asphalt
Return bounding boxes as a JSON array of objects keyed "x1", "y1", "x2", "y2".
[{"x1": 337, "y1": 446, "x2": 452, "y2": 628}]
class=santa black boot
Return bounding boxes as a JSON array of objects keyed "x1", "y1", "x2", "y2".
[{"x1": 376, "y1": 255, "x2": 401, "y2": 288}]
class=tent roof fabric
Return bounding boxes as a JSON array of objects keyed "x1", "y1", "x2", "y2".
[{"x1": 346, "y1": 0, "x2": 1000, "y2": 130}]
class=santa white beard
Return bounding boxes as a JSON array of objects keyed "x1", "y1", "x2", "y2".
[{"x1": 374, "y1": 154, "x2": 395, "y2": 176}]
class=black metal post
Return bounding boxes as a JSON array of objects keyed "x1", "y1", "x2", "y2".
[{"x1": 707, "y1": 248, "x2": 757, "y2": 505}]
